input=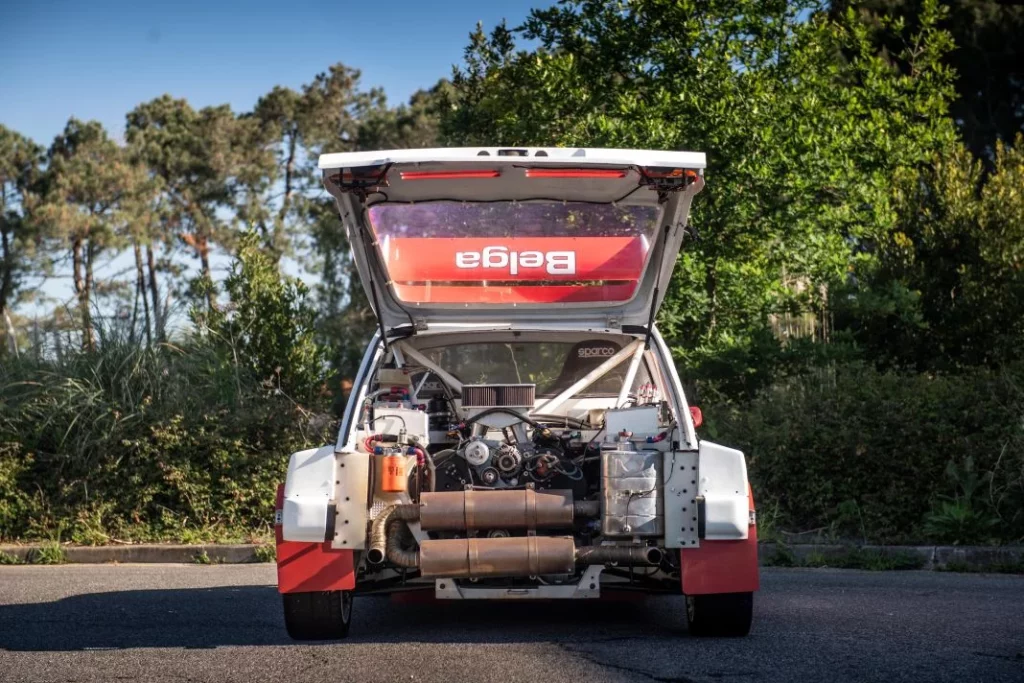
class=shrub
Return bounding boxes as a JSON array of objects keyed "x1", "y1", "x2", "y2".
[
  {"x1": 0, "y1": 341, "x2": 334, "y2": 542},
  {"x1": 704, "y1": 361, "x2": 1024, "y2": 544},
  {"x1": 0, "y1": 238, "x2": 336, "y2": 543},
  {"x1": 29, "y1": 542, "x2": 66, "y2": 565}
]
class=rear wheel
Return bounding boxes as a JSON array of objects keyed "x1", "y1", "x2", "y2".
[
  {"x1": 685, "y1": 591, "x2": 753, "y2": 637},
  {"x1": 282, "y1": 590, "x2": 353, "y2": 640}
]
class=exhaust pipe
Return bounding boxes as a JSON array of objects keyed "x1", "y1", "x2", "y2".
[
  {"x1": 419, "y1": 489, "x2": 589, "y2": 530},
  {"x1": 419, "y1": 536, "x2": 576, "y2": 579},
  {"x1": 368, "y1": 491, "x2": 600, "y2": 565},
  {"x1": 417, "y1": 537, "x2": 663, "y2": 578},
  {"x1": 367, "y1": 504, "x2": 418, "y2": 565},
  {"x1": 576, "y1": 544, "x2": 663, "y2": 567},
  {"x1": 367, "y1": 492, "x2": 658, "y2": 576}
]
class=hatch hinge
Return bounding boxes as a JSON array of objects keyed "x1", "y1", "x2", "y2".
[
  {"x1": 384, "y1": 324, "x2": 419, "y2": 341},
  {"x1": 327, "y1": 164, "x2": 391, "y2": 194},
  {"x1": 413, "y1": 319, "x2": 428, "y2": 332},
  {"x1": 606, "y1": 316, "x2": 621, "y2": 330}
]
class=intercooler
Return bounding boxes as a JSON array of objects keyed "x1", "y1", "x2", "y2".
[{"x1": 601, "y1": 447, "x2": 664, "y2": 537}]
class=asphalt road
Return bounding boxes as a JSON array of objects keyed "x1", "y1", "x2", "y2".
[{"x1": 1, "y1": 565, "x2": 1022, "y2": 683}]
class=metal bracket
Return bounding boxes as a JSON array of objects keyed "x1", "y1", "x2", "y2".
[
  {"x1": 663, "y1": 450, "x2": 700, "y2": 548},
  {"x1": 434, "y1": 566, "x2": 605, "y2": 600}
]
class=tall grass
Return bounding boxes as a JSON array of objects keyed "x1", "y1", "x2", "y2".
[{"x1": 0, "y1": 338, "x2": 334, "y2": 544}]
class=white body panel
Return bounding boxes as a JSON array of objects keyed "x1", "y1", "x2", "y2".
[
  {"x1": 697, "y1": 441, "x2": 750, "y2": 540},
  {"x1": 281, "y1": 446, "x2": 336, "y2": 542}
]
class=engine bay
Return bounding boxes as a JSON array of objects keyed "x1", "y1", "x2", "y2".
[{"x1": 343, "y1": 331, "x2": 699, "y2": 595}]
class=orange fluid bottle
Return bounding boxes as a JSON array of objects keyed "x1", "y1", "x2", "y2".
[{"x1": 381, "y1": 453, "x2": 407, "y2": 493}]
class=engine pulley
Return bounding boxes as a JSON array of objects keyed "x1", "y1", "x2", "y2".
[{"x1": 495, "y1": 445, "x2": 522, "y2": 476}]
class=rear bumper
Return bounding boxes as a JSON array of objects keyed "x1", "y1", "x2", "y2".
[{"x1": 274, "y1": 484, "x2": 760, "y2": 597}]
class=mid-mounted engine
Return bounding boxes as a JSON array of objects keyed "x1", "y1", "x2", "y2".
[{"x1": 431, "y1": 435, "x2": 589, "y2": 501}]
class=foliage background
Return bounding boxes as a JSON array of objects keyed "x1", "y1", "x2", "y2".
[{"x1": 1, "y1": 0, "x2": 1022, "y2": 545}]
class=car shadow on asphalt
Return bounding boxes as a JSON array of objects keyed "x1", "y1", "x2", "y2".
[{"x1": 0, "y1": 585, "x2": 689, "y2": 650}]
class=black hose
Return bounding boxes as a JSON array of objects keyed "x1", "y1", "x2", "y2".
[
  {"x1": 572, "y1": 499, "x2": 601, "y2": 518},
  {"x1": 530, "y1": 414, "x2": 590, "y2": 429},
  {"x1": 463, "y1": 407, "x2": 545, "y2": 430},
  {"x1": 575, "y1": 545, "x2": 662, "y2": 566}
]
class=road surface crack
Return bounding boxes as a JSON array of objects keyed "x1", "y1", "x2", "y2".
[{"x1": 557, "y1": 642, "x2": 699, "y2": 683}]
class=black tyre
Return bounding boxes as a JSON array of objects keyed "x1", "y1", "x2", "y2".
[
  {"x1": 282, "y1": 590, "x2": 353, "y2": 640},
  {"x1": 685, "y1": 591, "x2": 753, "y2": 637}
]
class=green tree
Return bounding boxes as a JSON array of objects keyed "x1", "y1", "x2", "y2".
[
  {"x1": 35, "y1": 120, "x2": 147, "y2": 350},
  {"x1": 0, "y1": 126, "x2": 43, "y2": 355},
  {"x1": 832, "y1": 0, "x2": 1024, "y2": 162},
  {"x1": 126, "y1": 97, "x2": 248, "y2": 312},
  {"x1": 839, "y1": 137, "x2": 1024, "y2": 368},
  {"x1": 254, "y1": 65, "x2": 445, "y2": 385},
  {"x1": 348, "y1": 80, "x2": 449, "y2": 151},
  {"x1": 192, "y1": 232, "x2": 327, "y2": 403},
  {"x1": 444, "y1": 0, "x2": 956, "y2": 386}
]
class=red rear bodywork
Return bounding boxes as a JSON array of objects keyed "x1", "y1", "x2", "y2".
[
  {"x1": 679, "y1": 486, "x2": 760, "y2": 595},
  {"x1": 275, "y1": 485, "x2": 356, "y2": 594}
]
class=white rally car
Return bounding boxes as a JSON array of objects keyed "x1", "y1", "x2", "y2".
[{"x1": 274, "y1": 148, "x2": 759, "y2": 639}]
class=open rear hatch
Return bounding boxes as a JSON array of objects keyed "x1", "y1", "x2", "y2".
[{"x1": 319, "y1": 148, "x2": 705, "y2": 335}]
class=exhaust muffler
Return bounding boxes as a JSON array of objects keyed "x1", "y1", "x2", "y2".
[
  {"x1": 419, "y1": 536, "x2": 576, "y2": 579},
  {"x1": 367, "y1": 491, "x2": 661, "y2": 578},
  {"x1": 417, "y1": 537, "x2": 664, "y2": 578},
  {"x1": 419, "y1": 489, "x2": 585, "y2": 530},
  {"x1": 368, "y1": 490, "x2": 598, "y2": 565}
]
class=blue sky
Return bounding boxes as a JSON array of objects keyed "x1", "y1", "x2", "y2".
[
  {"x1": 1, "y1": 0, "x2": 541, "y2": 146},
  {"x1": 1, "y1": 0, "x2": 543, "y2": 316}
]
